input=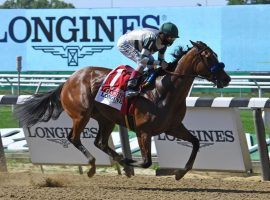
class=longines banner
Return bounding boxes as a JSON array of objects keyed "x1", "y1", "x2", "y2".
[
  {"x1": 1, "y1": 5, "x2": 270, "y2": 71},
  {"x1": 154, "y1": 108, "x2": 252, "y2": 171},
  {"x1": 23, "y1": 112, "x2": 113, "y2": 165}
]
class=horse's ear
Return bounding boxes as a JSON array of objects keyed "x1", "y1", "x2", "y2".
[
  {"x1": 190, "y1": 40, "x2": 199, "y2": 49},
  {"x1": 190, "y1": 40, "x2": 196, "y2": 46}
]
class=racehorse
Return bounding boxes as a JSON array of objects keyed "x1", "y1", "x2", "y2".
[{"x1": 15, "y1": 41, "x2": 231, "y2": 180}]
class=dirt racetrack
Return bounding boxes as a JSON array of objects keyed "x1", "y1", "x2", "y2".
[{"x1": 1, "y1": 167, "x2": 270, "y2": 200}]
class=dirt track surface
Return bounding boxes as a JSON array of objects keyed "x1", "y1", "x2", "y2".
[{"x1": 1, "y1": 170, "x2": 270, "y2": 200}]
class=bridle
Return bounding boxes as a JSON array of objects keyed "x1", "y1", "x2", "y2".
[{"x1": 163, "y1": 46, "x2": 225, "y2": 82}]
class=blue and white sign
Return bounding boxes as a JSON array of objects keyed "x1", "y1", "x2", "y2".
[
  {"x1": 23, "y1": 112, "x2": 113, "y2": 165},
  {"x1": 154, "y1": 108, "x2": 252, "y2": 171},
  {"x1": 0, "y1": 5, "x2": 270, "y2": 71}
]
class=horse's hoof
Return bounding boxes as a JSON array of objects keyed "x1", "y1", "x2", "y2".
[
  {"x1": 128, "y1": 161, "x2": 151, "y2": 168},
  {"x1": 119, "y1": 158, "x2": 136, "y2": 167},
  {"x1": 175, "y1": 169, "x2": 186, "y2": 181},
  {"x1": 87, "y1": 167, "x2": 96, "y2": 178},
  {"x1": 89, "y1": 158, "x2": 96, "y2": 166},
  {"x1": 123, "y1": 167, "x2": 134, "y2": 178}
]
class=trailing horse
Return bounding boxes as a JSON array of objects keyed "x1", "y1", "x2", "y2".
[{"x1": 15, "y1": 41, "x2": 231, "y2": 180}]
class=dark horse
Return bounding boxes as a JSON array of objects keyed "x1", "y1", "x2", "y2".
[{"x1": 16, "y1": 41, "x2": 231, "y2": 180}]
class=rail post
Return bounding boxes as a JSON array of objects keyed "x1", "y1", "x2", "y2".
[
  {"x1": 0, "y1": 133, "x2": 8, "y2": 172},
  {"x1": 16, "y1": 56, "x2": 22, "y2": 95},
  {"x1": 119, "y1": 126, "x2": 134, "y2": 175},
  {"x1": 253, "y1": 108, "x2": 270, "y2": 181}
]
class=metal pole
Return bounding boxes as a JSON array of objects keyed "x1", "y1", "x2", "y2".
[
  {"x1": 35, "y1": 82, "x2": 42, "y2": 94},
  {"x1": 40, "y1": 165, "x2": 44, "y2": 173},
  {"x1": 5, "y1": 78, "x2": 15, "y2": 112},
  {"x1": 119, "y1": 126, "x2": 134, "y2": 175},
  {"x1": 259, "y1": 88, "x2": 262, "y2": 98},
  {"x1": 16, "y1": 56, "x2": 22, "y2": 95},
  {"x1": 253, "y1": 108, "x2": 270, "y2": 181},
  {"x1": 78, "y1": 166, "x2": 83, "y2": 175},
  {"x1": 0, "y1": 133, "x2": 8, "y2": 172},
  {"x1": 253, "y1": 80, "x2": 261, "y2": 98}
]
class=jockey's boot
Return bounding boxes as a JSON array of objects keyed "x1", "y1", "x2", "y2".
[{"x1": 126, "y1": 70, "x2": 141, "y2": 98}]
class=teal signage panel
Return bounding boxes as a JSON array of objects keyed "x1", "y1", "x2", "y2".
[{"x1": 0, "y1": 5, "x2": 269, "y2": 71}]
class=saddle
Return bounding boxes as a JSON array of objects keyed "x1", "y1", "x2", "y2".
[
  {"x1": 94, "y1": 65, "x2": 135, "y2": 113},
  {"x1": 94, "y1": 65, "x2": 160, "y2": 130},
  {"x1": 95, "y1": 65, "x2": 157, "y2": 104}
]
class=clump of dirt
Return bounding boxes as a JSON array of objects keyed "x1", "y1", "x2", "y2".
[
  {"x1": 29, "y1": 174, "x2": 70, "y2": 187},
  {"x1": 33, "y1": 177, "x2": 64, "y2": 187}
]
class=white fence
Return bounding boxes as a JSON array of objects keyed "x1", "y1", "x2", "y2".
[
  {"x1": 1, "y1": 73, "x2": 270, "y2": 96},
  {"x1": 0, "y1": 74, "x2": 68, "y2": 94},
  {"x1": 192, "y1": 75, "x2": 270, "y2": 97}
]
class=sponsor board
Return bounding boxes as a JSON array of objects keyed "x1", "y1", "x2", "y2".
[
  {"x1": 0, "y1": 9, "x2": 160, "y2": 70},
  {"x1": 154, "y1": 108, "x2": 252, "y2": 171},
  {"x1": 23, "y1": 112, "x2": 113, "y2": 165},
  {"x1": 1, "y1": 6, "x2": 270, "y2": 71}
]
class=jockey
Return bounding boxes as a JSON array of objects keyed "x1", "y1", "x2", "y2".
[{"x1": 117, "y1": 22, "x2": 179, "y2": 98}]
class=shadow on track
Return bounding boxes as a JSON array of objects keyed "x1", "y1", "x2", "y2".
[{"x1": 137, "y1": 187, "x2": 270, "y2": 194}]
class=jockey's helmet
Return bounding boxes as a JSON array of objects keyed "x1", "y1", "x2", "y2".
[{"x1": 160, "y1": 22, "x2": 179, "y2": 38}]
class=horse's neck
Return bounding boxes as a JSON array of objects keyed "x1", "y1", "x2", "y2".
[
  {"x1": 171, "y1": 50, "x2": 197, "y2": 96},
  {"x1": 154, "y1": 52, "x2": 196, "y2": 108}
]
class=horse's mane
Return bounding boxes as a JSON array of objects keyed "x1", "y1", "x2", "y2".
[{"x1": 165, "y1": 46, "x2": 192, "y2": 72}]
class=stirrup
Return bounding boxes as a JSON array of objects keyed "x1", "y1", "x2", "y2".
[
  {"x1": 142, "y1": 69, "x2": 156, "y2": 88},
  {"x1": 127, "y1": 78, "x2": 138, "y2": 88},
  {"x1": 147, "y1": 70, "x2": 156, "y2": 83},
  {"x1": 125, "y1": 89, "x2": 139, "y2": 98}
]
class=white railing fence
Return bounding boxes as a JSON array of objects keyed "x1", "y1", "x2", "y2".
[
  {"x1": 1, "y1": 73, "x2": 270, "y2": 97},
  {"x1": 191, "y1": 75, "x2": 270, "y2": 97},
  {"x1": 0, "y1": 74, "x2": 69, "y2": 94}
]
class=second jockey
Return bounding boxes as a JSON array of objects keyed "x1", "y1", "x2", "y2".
[{"x1": 117, "y1": 22, "x2": 179, "y2": 98}]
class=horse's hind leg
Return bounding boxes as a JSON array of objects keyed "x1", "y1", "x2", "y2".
[
  {"x1": 126, "y1": 131, "x2": 152, "y2": 168},
  {"x1": 166, "y1": 123, "x2": 200, "y2": 180},
  {"x1": 68, "y1": 114, "x2": 97, "y2": 178}
]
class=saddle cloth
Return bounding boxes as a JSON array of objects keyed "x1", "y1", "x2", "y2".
[{"x1": 94, "y1": 65, "x2": 136, "y2": 115}]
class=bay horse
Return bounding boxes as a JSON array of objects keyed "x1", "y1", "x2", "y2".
[{"x1": 15, "y1": 41, "x2": 231, "y2": 180}]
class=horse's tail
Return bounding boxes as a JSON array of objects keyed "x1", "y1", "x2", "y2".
[{"x1": 14, "y1": 84, "x2": 64, "y2": 127}]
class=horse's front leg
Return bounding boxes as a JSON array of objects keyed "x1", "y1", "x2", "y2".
[
  {"x1": 125, "y1": 131, "x2": 152, "y2": 168},
  {"x1": 166, "y1": 123, "x2": 200, "y2": 180}
]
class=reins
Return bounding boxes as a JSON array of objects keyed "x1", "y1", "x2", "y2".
[
  {"x1": 162, "y1": 68, "x2": 211, "y2": 81},
  {"x1": 161, "y1": 45, "x2": 216, "y2": 81},
  {"x1": 162, "y1": 68, "x2": 197, "y2": 78}
]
